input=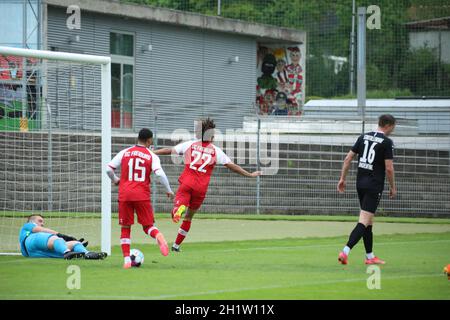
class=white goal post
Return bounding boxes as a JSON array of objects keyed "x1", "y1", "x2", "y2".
[{"x1": 0, "y1": 46, "x2": 112, "y2": 255}]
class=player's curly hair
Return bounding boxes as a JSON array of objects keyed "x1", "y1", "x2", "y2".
[{"x1": 195, "y1": 117, "x2": 216, "y2": 142}]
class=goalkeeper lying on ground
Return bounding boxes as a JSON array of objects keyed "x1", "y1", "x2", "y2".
[{"x1": 19, "y1": 214, "x2": 107, "y2": 260}]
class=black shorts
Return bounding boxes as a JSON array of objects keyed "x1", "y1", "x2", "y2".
[{"x1": 357, "y1": 188, "x2": 382, "y2": 214}]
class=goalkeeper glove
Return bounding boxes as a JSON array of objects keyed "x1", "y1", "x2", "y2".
[
  {"x1": 78, "y1": 238, "x2": 89, "y2": 248},
  {"x1": 56, "y1": 233, "x2": 77, "y2": 242}
]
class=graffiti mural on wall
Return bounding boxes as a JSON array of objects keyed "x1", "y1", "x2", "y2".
[{"x1": 256, "y1": 43, "x2": 305, "y2": 116}]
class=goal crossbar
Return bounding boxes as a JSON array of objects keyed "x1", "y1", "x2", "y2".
[{"x1": 0, "y1": 46, "x2": 111, "y2": 65}]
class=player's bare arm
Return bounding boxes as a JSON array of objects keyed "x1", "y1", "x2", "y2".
[
  {"x1": 153, "y1": 147, "x2": 175, "y2": 156},
  {"x1": 385, "y1": 159, "x2": 397, "y2": 198},
  {"x1": 337, "y1": 150, "x2": 357, "y2": 193},
  {"x1": 224, "y1": 162, "x2": 262, "y2": 177}
]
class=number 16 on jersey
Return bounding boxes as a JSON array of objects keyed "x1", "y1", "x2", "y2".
[{"x1": 359, "y1": 140, "x2": 378, "y2": 171}]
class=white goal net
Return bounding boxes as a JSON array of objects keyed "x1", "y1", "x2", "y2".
[{"x1": 0, "y1": 46, "x2": 111, "y2": 255}]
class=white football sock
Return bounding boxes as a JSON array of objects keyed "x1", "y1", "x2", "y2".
[
  {"x1": 343, "y1": 246, "x2": 351, "y2": 255},
  {"x1": 366, "y1": 252, "x2": 375, "y2": 259},
  {"x1": 124, "y1": 256, "x2": 131, "y2": 264}
]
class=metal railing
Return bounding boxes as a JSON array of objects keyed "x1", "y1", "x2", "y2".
[{"x1": 119, "y1": 100, "x2": 450, "y2": 217}]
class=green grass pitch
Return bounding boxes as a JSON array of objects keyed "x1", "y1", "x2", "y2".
[{"x1": 0, "y1": 216, "x2": 449, "y2": 300}]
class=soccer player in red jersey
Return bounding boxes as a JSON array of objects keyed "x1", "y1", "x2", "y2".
[
  {"x1": 106, "y1": 128, "x2": 174, "y2": 268},
  {"x1": 154, "y1": 118, "x2": 262, "y2": 252}
]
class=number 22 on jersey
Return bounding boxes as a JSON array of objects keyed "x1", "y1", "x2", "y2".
[{"x1": 189, "y1": 150, "x2": 212, "y2": 173}]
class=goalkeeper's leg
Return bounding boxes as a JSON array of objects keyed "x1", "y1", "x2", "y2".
[
  {"x1": 65, "y1": 241, "x2": 107, "y2": 260},
  {"x1": 66, "y1": 241, "x2": 88, "y2": 254},
  {"x1": 46, "y1": 236, "x2": 83, "y2": 259}
]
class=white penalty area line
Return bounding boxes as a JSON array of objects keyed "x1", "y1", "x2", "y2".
[
  {"x1": 148, "y1": 273, "x2": 443, "y2": 300},
  {"x1": 201, "y1": 238, "x2": 450, "y2": 254},
  {"x1": 0, "y1": 273, "x2": 442, "y2": 300},
  {"x1": 0, "y1": 239, "x2": 449, "y2": 264}
]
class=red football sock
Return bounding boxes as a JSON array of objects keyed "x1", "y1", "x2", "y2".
[
  {"x1": 120, "y1": 227, "x2": 131, "y2": 258},
  {"x1": 143, "y1": 225, "x2": 160, "y2": 239},
  {"x1": 175, "y1": 220, "x2": 192, "y2": 246}
]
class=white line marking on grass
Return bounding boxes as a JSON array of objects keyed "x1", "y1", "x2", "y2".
[
  {"x1": 147, "y1": 273, "x2": 442, "y2": 299},
  {"x1": 0, "y1": 294, "x2": 150, "y2": 300},
  {"x1": 202, "y1": 239, "x2": 450, "y2": 254},
  {"x1": 0, "y1": 273, "x2": 441, "y2": 300},
  {"x1": 1, "y1": 239, "x2": 449, "y2": 264},
  {"x1": 0, "y1": 258, "x2": 70, "y2": 265}
]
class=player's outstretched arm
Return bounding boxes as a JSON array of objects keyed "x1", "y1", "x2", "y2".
[
  {"x1": 224, "y1": 162, "x2": 262, "y2": 178},
  {"x1": 153, "y1": 148, "x2": 175, "y2": 156},
  {"x1": 337, "y1": 150, "x2": 356, "y2": 193}
]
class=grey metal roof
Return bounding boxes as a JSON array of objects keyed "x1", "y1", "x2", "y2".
[
  {"x1": 45, "y1": 0, "x2": 306, "y2": 44},
  {"x1": 405, "y1": 16, "x2": 450, "y2": 30}
]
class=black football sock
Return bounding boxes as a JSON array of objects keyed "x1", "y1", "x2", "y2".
[
  {"x1": 363, "y1": 225, "x2": 373, "y2": 254},
  {"x1": 346, "y1": 223, "x2": 367, "y2": 249}
]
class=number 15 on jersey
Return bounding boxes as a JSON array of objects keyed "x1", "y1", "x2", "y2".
[{"x1": 128, "y1": 158, "x2": 146, "y2": 182}]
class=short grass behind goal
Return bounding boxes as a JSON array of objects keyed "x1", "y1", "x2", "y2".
[{"x1": 0, "y1": 46, "x2": 112, "y2": 254}]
